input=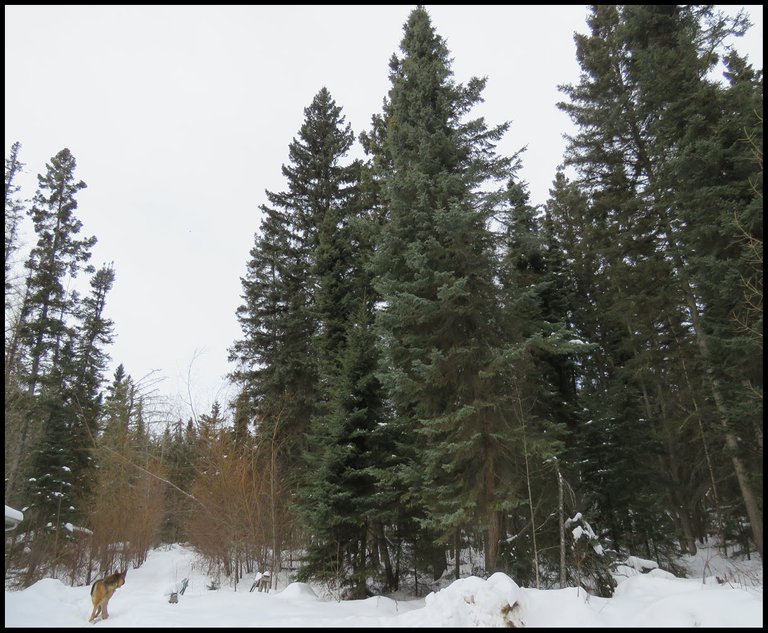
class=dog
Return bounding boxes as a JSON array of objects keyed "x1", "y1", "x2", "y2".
[{"x1": 89, "y1": 570, "x2": 126, "y2": 622}]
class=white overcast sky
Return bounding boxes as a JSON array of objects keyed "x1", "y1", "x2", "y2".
[{"x1": 5, "y1": 5, "x2": 763, "y2": 422}]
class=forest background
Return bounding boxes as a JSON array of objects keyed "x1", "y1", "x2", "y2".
[{"x1": 5, "y1": 5, "x2": 763, "y2": 599}]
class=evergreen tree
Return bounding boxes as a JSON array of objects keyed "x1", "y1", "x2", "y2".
[
  {"x1": 231, "y1": 387, "x2": 253, "y2": 454},
  {"x1": 20, "y1": 148, "x2": 106, "y2": 535},
  {"x1": 298, "y1": 303, "x2": 386, "y2": 596},
  {"x1": 22, "y1": 329, "x2": 82, "y2": 583},
  {"x1": 69, "y1": 264, "x2": 115, "y2": 496},
  {"x1": 230, "y1": 88, "x2": 355, "y2": 477},
  {"x1": 21, "y1": 148, "x2": 96, "y2": 396},
  {"x1": 24, "y1": 264, "x2": 115, "y2": 561},
  {"x1": 229, "y1": 190, "x2": 292, "y2": 432},
  {"x1": 494, "y1": 179, "x2": 589, "y2": 585},
  {"x1": 298, "y1": 171, "x2": 392, "y2": 591},
  {"x1": 546, "y1": 164, "x2": 675, "y2": 557},
  {"x1": 5, "y1": 141, "x2": 25, "y2": 288},
  {"x1": 5, "y1": 141, "x2": 34, "y2": 502},
  {"x1": 368, "y1": 6, "x2": 517, "y2": 573},
  {"x1": 101, "y1": 364, "x2": 132, "y2": 441},
  {"x1": 158, "y1": 416, "x2": 197, "y2": 544},
  {"x1": 6, "y1": 148, "x2": 96, "y2": 503},
  {"x1": 555, "y1": 5, "x2": 762, "y2": 557}
]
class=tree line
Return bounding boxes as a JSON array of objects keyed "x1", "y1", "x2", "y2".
[{"x1": 5, "y1": 5, "x2": 762, "y2": 597}]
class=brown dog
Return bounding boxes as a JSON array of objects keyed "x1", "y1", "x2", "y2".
[{"x1": 89, "y1": 570, "x2": 126, "y2": 622}]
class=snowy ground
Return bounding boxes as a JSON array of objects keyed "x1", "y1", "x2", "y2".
[{"x1": 4, "y1": 543, "x2": 762, "y2": 627}]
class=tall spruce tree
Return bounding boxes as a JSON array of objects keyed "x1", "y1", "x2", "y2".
[
  {"x1": 230, "y1": 87, "x2": 356, "y2": 489},
  {"x1": 24, "y1": 264, "x2": 114, "y2": 560},
  {"x1": 8, "y1": 149, "x2": 115, "y2": 582},
  {"x1": 495, "y1": 179, "x2": 590, "y2": 585},
  {"x1": 555, "y1": 5, "x2": 762, "y2": 557},
  {"x1": 69, "y1": 263, "x2": 115, "y2": 497},
  {"x1": 546, "y1": 164, "x2": 677, "y2": 557},
  {"x1": 6, "y1": 148, "x2": 96, "y2": 502},
  {"x1": 368, "y1": 6, "x2": 518, "y2": 573},
  {"x1": 297, "y1": 156, "x2": 393, "y2": 595},
  {"x1": 22, "y1": 148, "x2": 96, "y2": 396},
  {"x1": 25, "y1": 332, "x2": 80, "y2": 539},
  {"x1": 298, "y1": 303, "x2": 387, "y2": 596}
]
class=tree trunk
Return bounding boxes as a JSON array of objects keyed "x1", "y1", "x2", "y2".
[
  {"x1": 516, "y1": 381, "x2": 540, "y2": 589},
  {"x1": 375, "y1": 521, "x2": 395, "y2": 591},
  {"x1": 686, "y1": 294, "x2": 763, "y2": 560},
  {"x1": 486, "y1": 510, "x2": 501, "y2": 574},
  {"x1": 5, "y1": 281, "x2": 33, "y2": 500},
  {"x1": 454, "y1": 529, "x2": 460, "y2": 580},
  {"x1": 556, "y1": 459, "x2": 566, "y2": 587}
]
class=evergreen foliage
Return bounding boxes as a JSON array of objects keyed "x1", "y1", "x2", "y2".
[
  {"x1": 230, "y1": 87, "x2": 355, "y2": 476},
  {"x1": 21, "y1": 148, "x2": 96, "y2": 396},
  {"x1": 367, "y1": 6, "x2": 521, "y2": 575},
  {"x1": 298, "y1": 301, "x2": 389, "y2": 596},
  {"x1": 5, "y1": 140, "x2": 26, "y2": 288},
  {"x1": 3, "y1": 148, "x2": 118, "y2": 583},
  {"x1": 554, "y1": 4, "x2": 763, "y2": 559},
  {"x1": 69, "y1": 264, "x2": 115, "y2": 493},
  {"x1": 12, "y1": 149, "x2": 99, "y2": 524},
  {"x1": 494, "y1": 179, "x2": 589, "y2": 584},
  {"x1": 5, "y1": 3, "x2": 762, "y2": 596}
]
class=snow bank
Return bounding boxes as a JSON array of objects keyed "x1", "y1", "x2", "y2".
[
  {"x1": 611, "y1": 573, "x2": 763, "y2": 627},
  {"x1": 4, "y1": 543, "x2": 763, "y2": 628},
  {"x1": 400, "y1": 572, "x2": 524, "y2": 627},
  {"x1": 274, "y1": 582, "x2": 319, "y2": 601}
]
